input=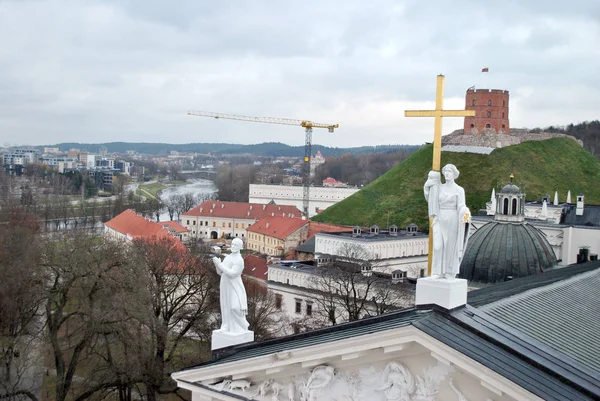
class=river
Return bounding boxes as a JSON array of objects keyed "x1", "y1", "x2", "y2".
[{"x1": 158, "y1": 178, "x2": 217, "y2": 222}]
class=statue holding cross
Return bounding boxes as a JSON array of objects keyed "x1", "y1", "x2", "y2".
[{"x1": 405, "y1": 75, "x2": 475, "y2": 277}]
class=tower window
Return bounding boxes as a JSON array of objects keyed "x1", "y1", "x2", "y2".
[
  {"x1": 502, "y1": 124, "x2": 506, "y2": 129},
  {"x1": 502, "y1": 112, "x2": 505, "y2": 118},
  {"x1": 470, "y1": 123, "x2": 475, "y2": 128},
  {"x1": 486, "y1": 123, "x2": 491, "y2": 128},
  {"x1": 503, "y1": 198, "x2": 509, "y2": 215},
  {"x1": 488, "y1": 100, "x2": 492, "y2": 106},
  {"x1": 503, "y1": 100, "x2": 506, "y2": 107},
  {"x1": 512, "y1": 198, "x2": 518, "y2": 215},
  {"x1": 472, "y1": 99, "x2": 476, "y2": 106},
  {"x1": 487, "y1": 111, "x2": 491, "y2": 118}
]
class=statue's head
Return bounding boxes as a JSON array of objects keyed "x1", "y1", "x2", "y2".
[
  {"x1": 442, "y1": 164, "x2": 460, "y2": 181},
  {"x1": 231, "y1": 237, "x2": 243, "y2": 252}
]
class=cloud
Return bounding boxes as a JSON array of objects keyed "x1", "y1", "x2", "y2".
[{"x1": 0, "y1": 0, "x2": 598, "y2": 147}]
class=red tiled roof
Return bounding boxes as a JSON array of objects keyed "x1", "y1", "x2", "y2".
[
  {"x1": 105, "y1": 209, "x2": 172, "y2": 239},
  {"x1": 322, "y1": 177, "x2": 339, "y2": 184},
  {"x1": 307, "y1": 221, "x2": 350, "y2": 239},
  {"x1": 182, "y1": 201, "x2": 301, "y2": 220},
  {"x1": 246, "y1": 215, "x2": 308, "y2": 240},
  {"x1": 243, "y1": 254, "x2": 268, "y2": 281},
  {"x1": 162, "y1": 221, "x2": 189, "y2": 233}
]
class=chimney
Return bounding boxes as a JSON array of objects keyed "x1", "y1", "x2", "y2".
[
  {"x1": 212, "y1": 203, "x2": 216, "y2": 208},
  {"x1": 263, "y1": 204, "x2": 266, "y2": 210},
  {"x1": 266, "y1": 223, "x2": 270, "y2": 229},
  {"x1": 271, "y1": 212, "x2": 275, "y2": 216},
  {"x1": 249, "y1": 205, "x2": 253, "y2": 210},
  {"x1": 200, "y1": 208, "x2": 203, "y2": 213},
  {"x1": 221, "y1": 204, "x2": 224, "y2": 209},
  {"x1": 576, "y1": 194, "x2": 584, "y2": 216},
  {"x1": 247, "y1": 211, "x2": 251, "y2": 217}
]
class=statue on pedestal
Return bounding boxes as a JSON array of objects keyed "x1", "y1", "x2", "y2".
[
  {"x1": 212, "y1": 238, "x2": 249, "y2": 333},
  {"x1": 424, "y1": 164, "x2": 471, "y2": 279}
]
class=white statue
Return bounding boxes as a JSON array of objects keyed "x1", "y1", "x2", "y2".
[
  {"x1": 212, "y1": 238, "x2": 249, "y2": 333},
  {"x1": 423, "y1": 164, "x2": 471, "y2": 279},
  {"x1": 377, "y1": 362, "x2": 415, "y2": 401}
]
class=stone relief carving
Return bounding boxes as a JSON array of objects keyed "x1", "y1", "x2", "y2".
[{"x1": 212, "y1": 361, "x2": 454, "y2": 401}]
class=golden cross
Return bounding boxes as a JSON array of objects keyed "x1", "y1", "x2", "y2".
[
  {"x1": 405, "y1": 74, "x2": 475, "y2": 276},
  {"x1": 405, "y1": 74, "x2": 475, "y2": 171}
]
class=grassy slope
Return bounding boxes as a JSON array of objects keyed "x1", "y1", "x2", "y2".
[{"x1": 313, "y1": 138, "x2": 600, "y2": 229}]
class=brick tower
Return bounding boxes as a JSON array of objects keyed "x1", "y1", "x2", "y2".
[{"x1": 464, "y1": 89, "x2": 510, "y2": 134}]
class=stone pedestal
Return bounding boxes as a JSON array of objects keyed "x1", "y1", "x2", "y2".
[
  {"x1": 211, "y1": 330, "x2": 254, "y2": 351},
  {"x1": 415, "y1": 277, "x2": 467, "y2": 310}
]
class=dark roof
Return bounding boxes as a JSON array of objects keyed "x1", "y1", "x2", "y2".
[
  {"x1": 501, "y1": 183, "x2": 521, "y2": 194},
  {"x1": 184, "y1": 308, "x2": 427, "y2": 369},
  {"x1": 561, "y1": 204, "x2": 600, "y2": 226},
  {"x1": 318, "y1": 229, "x2": 427, "y2": 242},
  {"x1": 480, "y1": 268, "x2": 600, "y2": 375},
  {"x1": 467, "y1": 261, "x2": 600, "y2": 307},
  {"x1": 295, "y1": 236, "x2": 316, "y2": 254},
  {"x1": 415, "y1": 307, "x2": 600, "y2": 400},
  {"x1": 459, "y1": 221, "x2": 557, "y2": 284}
]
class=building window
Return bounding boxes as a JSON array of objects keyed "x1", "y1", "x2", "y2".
[
  {"x1": 502, "y1": 112, "x2": 505, "y2": 118},
  {"x1": 186, "y1": 220, "x2": 190, "y2": 225},
  {"x1": 306, "y1": 302, "x2": 313, "y2": 316},
  {"x1": 242, "y1": 223, "x2": 245, "y2": 228},
  {"x1": 275, "y1": 294, "x2": 282, "y2": 310},
  {"x1": 212, "y1": 221, "x2": 216, "y2": 227},
  {"x1": 503, "y1": 100, "x2": 506, "y2": 107},
  {"x1": 502, "y1": 124, "x2": 506, "y2": 129},
  {"x1": 420, "y1": 268, "x2": 426, "y2": 277},
  {"x1": 295, "y1": 299, "x2": 302, "y2": 314},
  {"x1": 228, "y1": 222, "x2": 232, "y2": 228},
  {"x1": 488, "y1": 99, "x2": 492, "y2": 106},
  {"x1": 486, "y1": 123, "x2": 491, "y2": 128},
  {"x1": 200, "y1": 221, "x2": 203, "y2": 226},
  {"x1": 222, "y1": 222, "x2": 225, "y2": 227},
  {"x1": 193, "y1": 220, "x2": 196, "y2": 225},
  {"x1": 205, "y1": 221, "x2": 208, "y2": 226},
  {"x1": 487, "y1": 111, "x2": 491, "y2": 118},
  {"x1": 236, "y1": 223, "x2": 239, "y2": 228},
  {"x1": 470, "y1": 123, "x2": 474, "y2": 128},
  {"x1": 472, "y1": 99, "x2": 476, "y2": 106}
]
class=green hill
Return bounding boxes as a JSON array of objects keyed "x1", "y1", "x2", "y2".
[{"x1": 313, "y1": 138, "x2": 600, "y2": 229}]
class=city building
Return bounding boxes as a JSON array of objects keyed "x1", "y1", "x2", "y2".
[
  {"x1": 104, "y1": 209, "x2": 184, "y2": 242},
  {"x1": 115, "y1": 160, "x2": 134, "y2": 175},
  {"x1": 249, "y1": 184, "x2": 360, "y2": 218},
  {"x1": 315, "y1": 224, "x2": 429, "y2": 278},
  {"x1": 309, "y1": 150, "x2": 326, "y2": 177},
  {"x1": 1, "y1": 148, "x2": 40, "y2": 166},
  {"x1": 246, "y1": 215, "x2": 309, "y2": 256},
  {"x1": 181, "y1": 201, "x2": 302, "y2": 240},
  {"x1": 161, "y1": 221, "x2": 190, "y2": 242},
  {"x1": 322, "y1": 177, "x2": 347, "y2": 187},
  {"x1": 88, "y1": 168, "x2": 114, "y2": 190},
  {"x1": 40, "y1": 157, "x2": 77, "y2": 173},
  {"x1": 463, "y1": 88, "x2": 510, "y2": 134}
]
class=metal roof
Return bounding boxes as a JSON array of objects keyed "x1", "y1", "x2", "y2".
[
  {"x1": 459, "y1": 221, "x2": 557, "y2": 284},
  {"x1": 561, "y1": 204, "x2": 600, "y2": 227},
  {"x1": 295, "y1": 236, "x2": 316, "y2": 253},
  {"x1": 415, "y1": 308, "x2": 600, "y2": 401},
  {"x1": 479, "y1": 267, "x2": 600, "y2": 375}
]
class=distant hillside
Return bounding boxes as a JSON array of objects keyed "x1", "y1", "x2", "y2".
[
  {"x1": 312, "y1": 138, "x2": 600, "y2": 229},
  {"x1": 41, "y1": 141, "x2": 419, "y2": 158}
]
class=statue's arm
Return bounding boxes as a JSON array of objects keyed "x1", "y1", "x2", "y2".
[{"x1": 218, "y1": 258, "x2": 244, "y2": 279}]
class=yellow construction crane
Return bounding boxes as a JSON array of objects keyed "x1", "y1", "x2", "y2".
[{"x1": 187, "y1": 110, "x2": 339, "y2": 217}]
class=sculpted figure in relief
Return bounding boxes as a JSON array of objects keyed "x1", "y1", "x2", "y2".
[
  {"x1": 212, "y1": 238, "x2": 249, "y2": 333},
  {"x1": 424, "y1": 164, "x2": 471, "y2": 278}
]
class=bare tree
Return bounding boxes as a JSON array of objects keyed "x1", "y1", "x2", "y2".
[
  {"x1": 308, "y1": 244, "x2": 411, "y2": 327},
  {"x1": 127, "y1": 235, "x2": 216, "y2": 400},
  {"x1": 244, "y1": 278, "x2": 288, "y2": 341}
]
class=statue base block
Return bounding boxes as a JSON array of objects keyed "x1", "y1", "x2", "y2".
[
  {"x1": 211, "y1": 330, "x2": 254, "y2": 351},
  {"x1": 416, "y1": 277, "x2": 467, "y2": 310}
]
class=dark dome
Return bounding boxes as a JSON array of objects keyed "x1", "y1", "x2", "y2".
[
  {"x1": 459, "y1": 222, "x2": 557, "y2": 284},
  {"x1": 501, "y1": 183, "x2": 521, "y2": 194}
]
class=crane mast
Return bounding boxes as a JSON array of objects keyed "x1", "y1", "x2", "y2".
[{"x1": 187, "y1": 110, "x2": 338, "y2": 217}]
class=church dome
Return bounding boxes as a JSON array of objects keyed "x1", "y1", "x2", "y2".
[
  {"x1": 459, "y1": 222, "x2": 557, "y2": 284},
  {"x1": 501, "y1": 183, "x2": 520, "y2": 194}
]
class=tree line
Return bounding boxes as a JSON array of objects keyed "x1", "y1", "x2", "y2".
[
  {"x1": 0, "y1": 204, "x2": 284, "y2": 400},
  {"x1": 530, "y1": 120, "x2": 600, "y2": 158}
]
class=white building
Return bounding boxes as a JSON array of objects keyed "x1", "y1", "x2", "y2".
[
  {"x1": 249, "y1": 184, "x2": 360, "y2": 218},
  {"x1": 181, "y1": 201, "x2": 302, "y2": 240},
  {"x1": 315, "y1": 225, "x2": 429, "y2": 278},
  {"x1": 479, "y1": 187, "x2": 600, "y2": 265}
]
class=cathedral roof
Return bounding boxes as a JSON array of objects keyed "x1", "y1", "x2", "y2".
[
  {"x1": 459, "y1": 221, "x2": 557, "y2": 284},
  {"x1": 501, "y1": 183, "x2": 521, "y2": 194}
]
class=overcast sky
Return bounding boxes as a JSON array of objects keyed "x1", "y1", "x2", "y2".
[{"x1": 1, "y1": 0, "x2": 598, "y2": 148}]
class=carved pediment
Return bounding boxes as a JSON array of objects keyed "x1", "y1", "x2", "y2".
[{"x1": 209, "y1": 360, "x2": 457, "y2": 401}]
